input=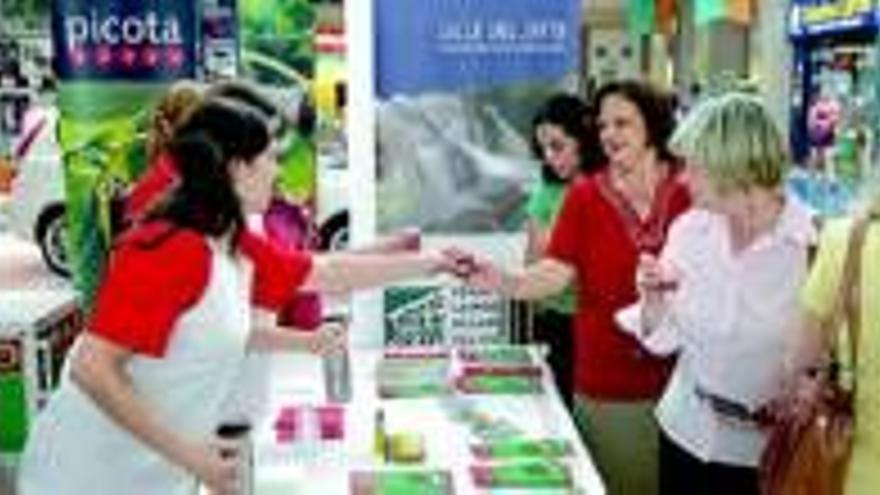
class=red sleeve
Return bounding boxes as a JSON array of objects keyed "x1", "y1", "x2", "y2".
[
  {"x1": 546, "y1": 178, "x2": 589, "y2": 265},
  {"x1": 125, "y1": 153, "x2": 179, "y2": 223},
  {"x1": 670, "y1": 175, "x2": 693, "y2": 218},
  {"x1": 239, "y1": 230, "x2": 314, "y2": 311},
  {"x1": 89, "y1": 225, "x2": 210, "y2": 357}
]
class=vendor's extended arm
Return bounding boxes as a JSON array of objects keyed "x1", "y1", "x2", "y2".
[
  {"x1": 302, "y1": 251, "x2": 446, "y2": 294},
  {"x1": 245, "y1": 231, "x2": 454, "y2": 302}
]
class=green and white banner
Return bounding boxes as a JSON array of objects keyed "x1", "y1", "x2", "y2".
[{"x1": 51, "y1": 0, "x2": 198, "y2": 305}]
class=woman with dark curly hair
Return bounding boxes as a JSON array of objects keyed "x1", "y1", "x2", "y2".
[{"x1": 465, "y1": 80, "x2": 690, "y2": 495}]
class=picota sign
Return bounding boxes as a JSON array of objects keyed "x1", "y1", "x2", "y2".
[{"x1": 51, "y1": 0, "x2": 197, "y2": 80}]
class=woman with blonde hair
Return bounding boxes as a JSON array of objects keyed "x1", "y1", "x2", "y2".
[
  {"x1": 797, "y1": 174, "x2": 880, "y2": 494},
  {"x1": 616, "y1": 93, "x2": 816, "y2": 494}
]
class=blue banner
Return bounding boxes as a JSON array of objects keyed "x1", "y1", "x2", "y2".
[
  {"x1": 51, "y1": 0, "x2": 197, "y2": 80},
  {"x1": 375, "y1": 0, "x2": 579, "y2": 97}
]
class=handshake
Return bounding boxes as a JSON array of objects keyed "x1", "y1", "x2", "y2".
[{"x1": 433, "y1": 248, "x2": 513, "y2": 295}]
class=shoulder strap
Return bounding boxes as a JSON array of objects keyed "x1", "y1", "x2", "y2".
[{"x1": 828, "y1": 215, "x2": 872, "y2": 392}]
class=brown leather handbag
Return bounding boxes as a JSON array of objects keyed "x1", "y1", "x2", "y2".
[{"x1": 759, "y1": 215, "x2": 871, "y2": 495}]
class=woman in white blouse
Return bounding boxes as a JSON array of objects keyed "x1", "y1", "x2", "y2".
[{"x1": 616, "y1": 93, "x2": 815, "y2": 495}]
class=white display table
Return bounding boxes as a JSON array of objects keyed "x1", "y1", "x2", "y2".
[{"x1": 246, "y1": 347, "x2": 606, "y2": 494}]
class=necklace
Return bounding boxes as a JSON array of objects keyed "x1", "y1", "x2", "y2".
[{"x1": 609, "y1": 156, "x2": 667, "y2": 220}]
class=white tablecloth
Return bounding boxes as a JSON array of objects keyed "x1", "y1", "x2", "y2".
[{"x1": 246, "y1": 347, "x2": 606, "y2": 495}]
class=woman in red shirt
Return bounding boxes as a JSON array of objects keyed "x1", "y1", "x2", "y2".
[
  {"x1": 19, "y1": 99, "x2": 458, "y2": 495},
  {"x1": 466, "y1": 80, "x2": 690, "y2": 495}
]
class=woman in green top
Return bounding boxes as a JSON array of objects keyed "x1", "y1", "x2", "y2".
[
  {"x1": 798, "y1": 187, "x2": 880, "y2": 495},
  {"x1": 526, "y1": 94, "x2": 603, "y2": 408}
]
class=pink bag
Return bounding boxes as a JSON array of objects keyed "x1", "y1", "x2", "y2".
[{"x1": 264, "y1": 198, "x2": 323, "y2": 330}]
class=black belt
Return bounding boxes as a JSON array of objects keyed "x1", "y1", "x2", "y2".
[{"x1": 694, "y1": 386, "x2": 765, "y2": 425}]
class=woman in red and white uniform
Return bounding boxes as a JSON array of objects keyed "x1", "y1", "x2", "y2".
[{"x1": 18, "y1": 98, "x2": 453, "y2": 495}]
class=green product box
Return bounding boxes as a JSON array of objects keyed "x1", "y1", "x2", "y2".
[
  {"x1": 377, "y1": 355, "x2": 451, "y2": 399},
  {"x1": 457, "y1": 346, "x2": 534, "y2": 366},
  {"x1": 0, "y1": 371, "x2": 27, "y2": 452},
  {"x1": 350, "y1": 470, "x2": 453, "y2": 495},
  {"x1": 455, "y1": 374, "x2": 543, "y2": 395},
  {"x1": 471, "y1": 438, "x2": 572, "y2": 460},
  {"x1": 470, "y1": 460, "x2": 572, "y2": 489}
]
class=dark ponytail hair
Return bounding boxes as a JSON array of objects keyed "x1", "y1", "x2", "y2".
[{"x1": 158, "y1": 98, "x2": 270, "y2": 242}]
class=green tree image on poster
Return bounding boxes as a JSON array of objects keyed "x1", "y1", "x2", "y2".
[
  {"x1": 241, "y1": 0, "x2": 314, "y2": 78},
  {"x1": 52, "y1": 0, "x2": 198, "y2": 306},
  {"x1": 59, "y1": 82, "x2": 158, "y2": 305},
  {"x1": 241, "y1": 0, "x2": 316, "y2": 205}
]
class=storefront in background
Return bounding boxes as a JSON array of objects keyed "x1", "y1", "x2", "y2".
[{"x1": 789, "y1": 0, "x2": 878, "y2": 185}]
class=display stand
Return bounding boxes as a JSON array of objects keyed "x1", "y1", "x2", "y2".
[{"x1": 0, "y1": 289, "x2": 81, "y2": 455}]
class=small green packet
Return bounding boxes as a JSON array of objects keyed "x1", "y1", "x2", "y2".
[
  {"x1": 378, "y1": 381, "x2": 450, "y2": 399},
  {"x1": 457, "y1": 346, "x2": 534, "y2": 366},
  {"x1": 377, "y1": 356, "x2": 451, "y2": 399},
  {"x1": 456, "y1": 374, "x2": 543, "y2": 395},
  {"x1": 470, "y1": 460, "x2": 572, "y2": 488},
  {"x1": 471, "y1": 438, "x2": 572, "y2": 459},
  {"x1": 350, "y1": 470, "x2": 453, "y2": 495},
  {"x1": 440, "y1": 397, "x2": 523, "y2": 440}
]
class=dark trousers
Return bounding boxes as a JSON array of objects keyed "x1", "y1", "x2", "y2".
[
  {"x1": 532, "y1": 308, "x2": 573, "y2": 410},
  {"x1": 659, "y1": 431, "x2": 759, "y2": 495}
]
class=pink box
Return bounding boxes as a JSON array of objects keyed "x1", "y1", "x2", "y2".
[
  {"x1": 316, "y1": 405, "x2": 345, "y2": 440},
  {"x1": 274, "y1": 406, "x2": 301, "y2": 435}
]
